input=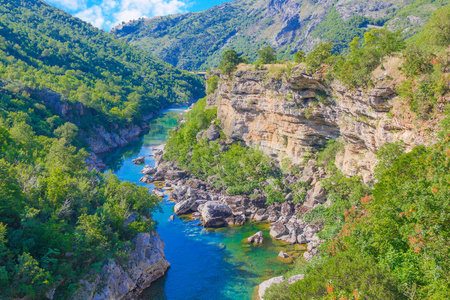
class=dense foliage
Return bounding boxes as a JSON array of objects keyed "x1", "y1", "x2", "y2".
[
  {"x1": 0, "y1": 117, "x2": 161, "y2": 298},
  {"x1": 0, "y1": 0, "x2": 204, "y2": 126}
]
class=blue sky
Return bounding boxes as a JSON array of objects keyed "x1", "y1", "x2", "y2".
[{"x1": 45, "y1": 0, "x2": 231, "y2": 31}]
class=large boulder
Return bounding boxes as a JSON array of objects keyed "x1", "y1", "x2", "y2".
[
  {"x1": 270, "y1": 221, "x2": 288, "y2": 239},
  {"x1": 174, "y1": 199, "x2": 196, "y2": 215},
  {"x1": 169, "y1": 186, "x2": 188, "y2": 201},
  {"x1": 258, "y1": 276, "x2": 286, "y2": 300},
  {"x1": 270, "y1": 222, "x2": 298, "y2": 244},
  {"x1": 201, "y1": 201, "x2": 233, "y2": 228},
  {"x1": 247, "y1": 231, "x2": 264, "y2": 244},
  {"x1": 73, "y1": 233, "x2": 169, "y2": 300},
  {"x1": 153, "y1": 188, "x2": 164, "y2": 198},
  {"x1": 206, "y1": 125, "x2": 220, "y2": 141},
  {"x1": 139, "y1": 175, "x2": 153, "y2": 184},
  {"x1": 133, "y1": 156, "x2": 145, "y2": 165},
  {"x1": 165, "y1": 169, "x2": 187, "y2": 181},
  {"x1": 141, "y1": 165, "x2": 156, "y2": 175}
]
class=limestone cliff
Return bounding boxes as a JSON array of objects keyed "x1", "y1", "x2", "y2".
[{"x1": 207, "y1": 64, "x2": 441, "y2": 183}]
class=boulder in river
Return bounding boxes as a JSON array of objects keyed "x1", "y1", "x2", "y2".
[
  {"x1": 139, "y1": 175, "x2": 153, "y2": 184},
  {"x1": 153, "y1": 188, "x2": 164, "y2": 198},
  {"x1": 133, "y1": 156, "x2": 145, "y2": 164},
  {"x1": 174, "y1": 199, "x2": 196, "y2": 215},
  {"x1": 141, "y1": 165, "x2": 156, "y2": 175},
  {"x1": 247, "y1": 231, "x2": 264, "y2": 244},
  {"x1": 278, "y1": 251, "x2": 290, "y2": 259},
  {"x1": 201, "y1": 201, "x2": 232, "y2": 228}
]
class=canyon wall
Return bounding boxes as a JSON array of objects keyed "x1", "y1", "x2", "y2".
[{"x1": 207, "y1": 65, "x2": 440, "y2": 183}]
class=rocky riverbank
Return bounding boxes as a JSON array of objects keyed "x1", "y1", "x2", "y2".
[{"x1": 140, "y1": 146, "x2": 324, "y2": 263}]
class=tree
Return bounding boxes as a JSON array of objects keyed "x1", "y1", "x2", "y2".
[
  {"x1": 422, "y1": 6, "x2": 450, "y2": 48},
  {"x1": 294, "y1": 50, "x2": 305, "y2": 63},
  {"x1": 258, "y1": 46, "x2": 277, "y2": 64},
  {"x1": 218, "y1": 49, "x2": 246, "y2": 75},
  {"x1": 305, "y1": 42, "x2": 334, "y2": 72},
  {"x1": 53, "y1": 122, "x2": 79, "y2": 143}
]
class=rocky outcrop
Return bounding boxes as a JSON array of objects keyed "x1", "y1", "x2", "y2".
[
  {"x1": 207, "y1": 67, "x2": 440, "y2": 183},
  {"x1": 201, "y1": 201, "x2": 233, "y2": 228},
  {"x1": 141, "y1": 165, "x2": 156, "y2": 175},
  {"x1": 74, "y1": 233, "x2": 170, "y2": 300}
]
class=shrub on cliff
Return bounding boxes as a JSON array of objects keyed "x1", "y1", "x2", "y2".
[
  {"x1": 218, "y1": 49, "x2": 247, "y2": 75},
  {"x1": 334, "y1": 28, "x2": 405, "y2": 87},
  {"x1": 206, "y1": 75, "x2": 220, "y2": 95},
  {"x1": 258, "y1": 46, "x2": 277, "y2": 64}
]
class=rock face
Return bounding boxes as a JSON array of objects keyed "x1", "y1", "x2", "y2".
[
  {"x1": 208, "y1": 67, "x2": 440, "y2": 183},
  {"x1": 201, "y1": 201, "x2": 233, "y2": 228},
  {"x1": 74, "y1": 233, "x2": 170, "y2": 300}
]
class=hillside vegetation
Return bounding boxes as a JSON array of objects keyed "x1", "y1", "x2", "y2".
[
  {"x1": 0, "y1": 0, "x2": 204, "y2": 127},
  {"x1": 0, "y1": 0, "x2": 206, "y2": 298},
  {"x1": 112, "y1": 0, "x2": 449, "y2": 71}
]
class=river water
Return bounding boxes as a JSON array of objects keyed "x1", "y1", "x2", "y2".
[{"x1": 103, "y1": 108, "x2": 301, "y2": 300}]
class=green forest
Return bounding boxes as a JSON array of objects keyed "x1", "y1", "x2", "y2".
[{"x1": 0, "y1": 0, "x2": 204, "y2": 127}]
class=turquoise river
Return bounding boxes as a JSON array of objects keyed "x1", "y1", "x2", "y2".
[{"x1": 102, "y1": 108, "x2": 303, "y2": 300}]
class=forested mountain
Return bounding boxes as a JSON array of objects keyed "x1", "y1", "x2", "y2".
[
  {"x1": 0, "y1": 0, "x2": 203, "y2": 298},
  {"x1": 112, "y1": 0, "x2": 449, "y2": 71},
  {"x1": 0, "y1": 0, "x2": 204, "y2": 126}
]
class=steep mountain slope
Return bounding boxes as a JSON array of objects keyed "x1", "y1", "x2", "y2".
[
  {"x1": 111, "y1": 0, "x2": 449, "y2": 71},
  {"x1": 0, "y1": 0, "x2": 204, "y2": 126}
]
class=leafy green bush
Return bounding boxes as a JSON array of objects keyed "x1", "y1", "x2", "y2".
[
  {"x1": 401, "y1": 45, "x2": 434, "y2": 77},
  {"x1": 334, "y1": 28, "x2": 405, "y2": 87},
  {"x1": 218, "y1": 49, "x2": 247, "y2": 75},
  {"x1": 305, "y1": 42, "x2": 334, "y2": 73},
  {"x1": 206, "y1": 75, "x2": 220, "y2": 95},
  {"x1": 257, "y1": 46, "x2": 277, "y2": 64}
]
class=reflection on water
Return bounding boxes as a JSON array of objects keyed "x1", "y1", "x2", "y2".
[{"x1": 105, "y1": 107, "x2": 301, "y2": 300}]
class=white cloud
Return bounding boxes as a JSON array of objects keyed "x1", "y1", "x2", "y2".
[
  {"x1": 50, "y1": 0, "x2": 187, "y2": 30},
  {"x1": 47, "y1": 0, "x2": 87, "y2": 11},
  {"x1": 115, "y1": 8, "x2": 143, "y2": 24},
  {"x1": 115, "y1": 0, "x2": 186, "y2": 25},
  {"x1": 75, "y1": 6, "x2": 106, "y2": 28}
]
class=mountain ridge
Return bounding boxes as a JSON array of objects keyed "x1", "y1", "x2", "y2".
[{"x1": 111, "y1": 0, "x2": 449, "y2": 71}]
